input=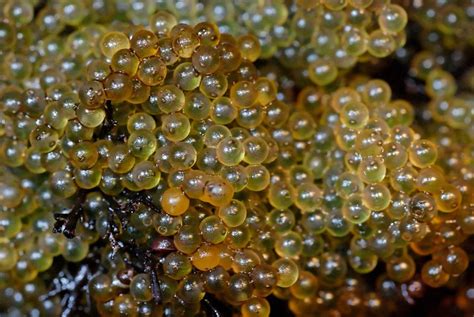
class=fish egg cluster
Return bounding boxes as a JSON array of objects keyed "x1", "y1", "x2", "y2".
[{"x1": 0, "y1": 1, "x2": 472, "y2": 317}]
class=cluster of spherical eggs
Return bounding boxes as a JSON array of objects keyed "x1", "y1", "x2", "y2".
[
  {"x1": 127, "y1": 0, "x2": 410, "y2": 87},
  {"x1": 0, "y1": 151, "x2": 89, "y2": 313},
  {"x1": 0, "y1": 170, "x2": 92, "y2": 316},
  {"x1": 405, "y1": 67, "x2": 474, "y2": 317},
  {"x1": 84, "y1": 19, "x2": 298, "y2": 317},
  {"x1": 403, "y1": 0, "x2": 474, "y2": 78},
  {"x1": 274, "y1": 75, "x2": 472, "y2": 315},
  {"x1": 409, "y1": 0, "x2": 474, "y2": 49},
  {"x1": 0, "y1": 10, "x2": 299, "y2": 316},
  {"x1": 0, "y1": 1, "x2": 118, "y2": 315},
  {"x1": 0, "y1": 1, "x2": 472, "y2": 317},
  {"x1": 0, "y1": 0, "x2": 410, "y2": 88}
]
